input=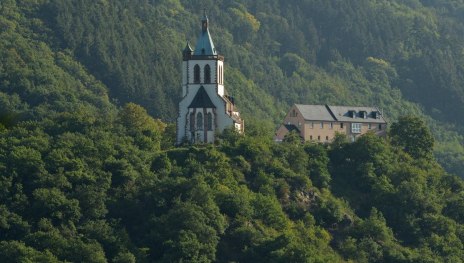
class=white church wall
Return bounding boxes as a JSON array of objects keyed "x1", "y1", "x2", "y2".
[{"x1": 187, "y1": 60, "x2": 218, "y2": 84}]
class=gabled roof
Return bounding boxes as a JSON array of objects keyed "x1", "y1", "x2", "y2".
[
  {"x1": 294, "y1": 104, "x2": 387, "y2": 123},
  {"x1": 194, "y1": 14, "x2": 217, "y2": 56},
  {"x1": 295, "y1": 104, "x2": 334, "y2": 121},
  {"x1": 188, "y1": 86, "x2": 216, "y2": 108}
]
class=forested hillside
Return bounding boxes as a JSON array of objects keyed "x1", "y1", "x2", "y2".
[
  {"x1": 1, "y1": 0, "x2": 464, "y2": 262},
  {"x1": 18, "y1": 0, "x2": 462, "y2": 177}
]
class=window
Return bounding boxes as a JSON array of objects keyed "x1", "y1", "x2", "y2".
[
  {"x1": 349, "y1": 110, "x2": 356, "y2": 118},
  {"x1": 221, "y1": 66, "x2": 223, "y2": 84},
  {"x1": 207, "y1": 112, "x2": 213, "y2": 131},
  {"x1": 326, "y1": 136, "x2": 329, "y2": 141},
  {"x1": 352, "y1": 123, "x2": 361, "y2": 134},
  {"x1": 310, "y1": 135, "x2": 313, "y2": 140},
  {"x1": 219, "y1": 66, "x2": 222, "y2": 84},
  {"x1": 330, "y1": 122, "x2": 333, "y2": 129},
  {"x1": 311, "y1": 122, "x2": 314, "y2": 128},
  {"x1": 341, "y1": 123, "x2": 344, "y2": 129},
  {"x1": 197, "y1": 112, "x2": 203, "y2": 130},
  {"x1": 194, "y1": 65, "x2": 200, "y2": 83},
  {"x1": 204, "y1": 64, "x2": 211, "y2": 83},
  {"x1": 291, "y1": 109, "x2": 297, "y2": 117},
  {"x1": 378, "y1": 124, "x2": 382, "y2": 130},
  {"x1": 189, "y1": 113, "x2": 195, "y2": 131},
  {"x1": 318, "y1": 136, "x2": 321, "y2": 141},
  {"x1": 320, "y1": 122, "x2": 324, "y2": 129},
  {"x1": 368, "y1": 123, "x2": 372, "y2": 129}
]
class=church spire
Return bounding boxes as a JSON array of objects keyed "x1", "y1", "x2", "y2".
[
  {"x1": 194, "y1": 10, "x2": 217, "y2": 56},
  {"x1": 202, "y1": 9, "x2": 208, "y2": 32},
  {"x1": 182, "y1": 41, "x2": 193, "y2": 60}
]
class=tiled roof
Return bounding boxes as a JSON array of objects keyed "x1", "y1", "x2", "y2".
[
  {"x1": 294, "y1": 104, "x2": 387, "y2": 123},
  {"x1": 188, "y1": 86, "x2": 216, "y2": 108},
  {"x1": 328, "y1": 105, "x2": 386, "y2": 123},
  {"x1": 295, "y1": 104, "x2": 334, "y2": 121}
]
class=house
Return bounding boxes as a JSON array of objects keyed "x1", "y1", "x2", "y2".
[
  {"x1": 275, "y1": 104, "x2": 387, "y2": 142},
  {"x1": 176, "y1": 12, "x2": 244, "y2": 144}
]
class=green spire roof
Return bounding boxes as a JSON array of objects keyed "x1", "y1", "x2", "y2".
[{"x1": 194, "y1": 12, "x2": 217, "y2": 56}]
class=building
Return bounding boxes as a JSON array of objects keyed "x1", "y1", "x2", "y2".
[
  {"x1": 275, "y1": 104, "x2": 387, "y2": 142},
  {"x1": 176, "y1": 13, "x2": 243, "y2": 144}
]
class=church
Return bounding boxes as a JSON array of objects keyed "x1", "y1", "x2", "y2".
[{"x1": 176, "y1": 13, "x2": 244, "y2": 144}]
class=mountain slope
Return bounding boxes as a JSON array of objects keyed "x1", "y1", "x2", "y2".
[{"x1": 0, "y1": 1, "x2": 464, "y2": 262}]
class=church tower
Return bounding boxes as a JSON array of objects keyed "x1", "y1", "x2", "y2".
[{"x1": 177, "y1": 12, "x2": 244, "y2": 144}]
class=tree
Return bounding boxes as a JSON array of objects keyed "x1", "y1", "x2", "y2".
[{"x1": 390, "y1": 116, "x2": 435, "y2": 159}]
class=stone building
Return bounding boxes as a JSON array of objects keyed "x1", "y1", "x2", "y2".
[
  {"x1": 275, "y1": 104, "x2": 387, "y2": 142},
  {"x1": 176, "y1": 13, "x2": 243, "y2": 144}
]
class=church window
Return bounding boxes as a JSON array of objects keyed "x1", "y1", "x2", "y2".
[
  {"x1": 220, "y1": 66, "x2": 222, "y2": 84},
  {"x1": 190, "y1": 113, "x2": 195, "y2": 131},
  {"x1": 204, "y1": 65, "x2": 211, "y2": 83},
  {"x1": 207, "y1": 112, "x2": 213, "y2": 131},
  {"x1": 197, "y1": 112, "x2": 203, "y2": 130},
  {"x1": 194, "y1": 65, "x2": 200, "y2": 83}
]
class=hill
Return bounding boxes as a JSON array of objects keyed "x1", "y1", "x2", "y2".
[
  {"x1": 24, "y1": 0, "x2": 463, "y2": 177},
  {"x1": 0, "y1": 0, "x2": 464, "y2": 262}
]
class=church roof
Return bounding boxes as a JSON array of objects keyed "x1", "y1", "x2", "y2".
[
  {"x1": 188, "y1": 86, "x2": 216, "y2": 108},
  {"x1": 183, "y1": 41, "x2": 193, "y2": 53},
  {"x1": 193, "y1": 13, "x2": 217, "y2": 56}
]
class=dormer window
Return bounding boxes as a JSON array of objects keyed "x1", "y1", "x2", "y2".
[
  {"x1": 349, "y1": 110, "x2": 357, "y2": 118},
  {"x1": 360, "y1": 111, "x2": 368, "y2": 119}
]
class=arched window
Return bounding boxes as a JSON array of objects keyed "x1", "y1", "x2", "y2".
[
  {"x1": 207, "y1": 112, "x2": 213, "y2": 131},
  {"x1": 194, "y1": 64, "x2": 200, "y2": 83},
  {"x1": 204, "y1": 64, "x2": 211, "y2": 84},
  {"x1": 219, "y1": 66, "x2": 222, "y2": 84},
  {"x1": 189, "y1": 113, "x2": 195, "y2": 131},
  {"x1": 197, "y1": 112, "x2": 203, "y2": 130}
]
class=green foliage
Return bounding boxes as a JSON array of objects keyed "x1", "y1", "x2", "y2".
[
  {"x1": 0, "y1": 0, "x2": 463, "y2": 261},
  {"x1": 390, "y1": 116, "x2": 435, "y2": 159}
]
